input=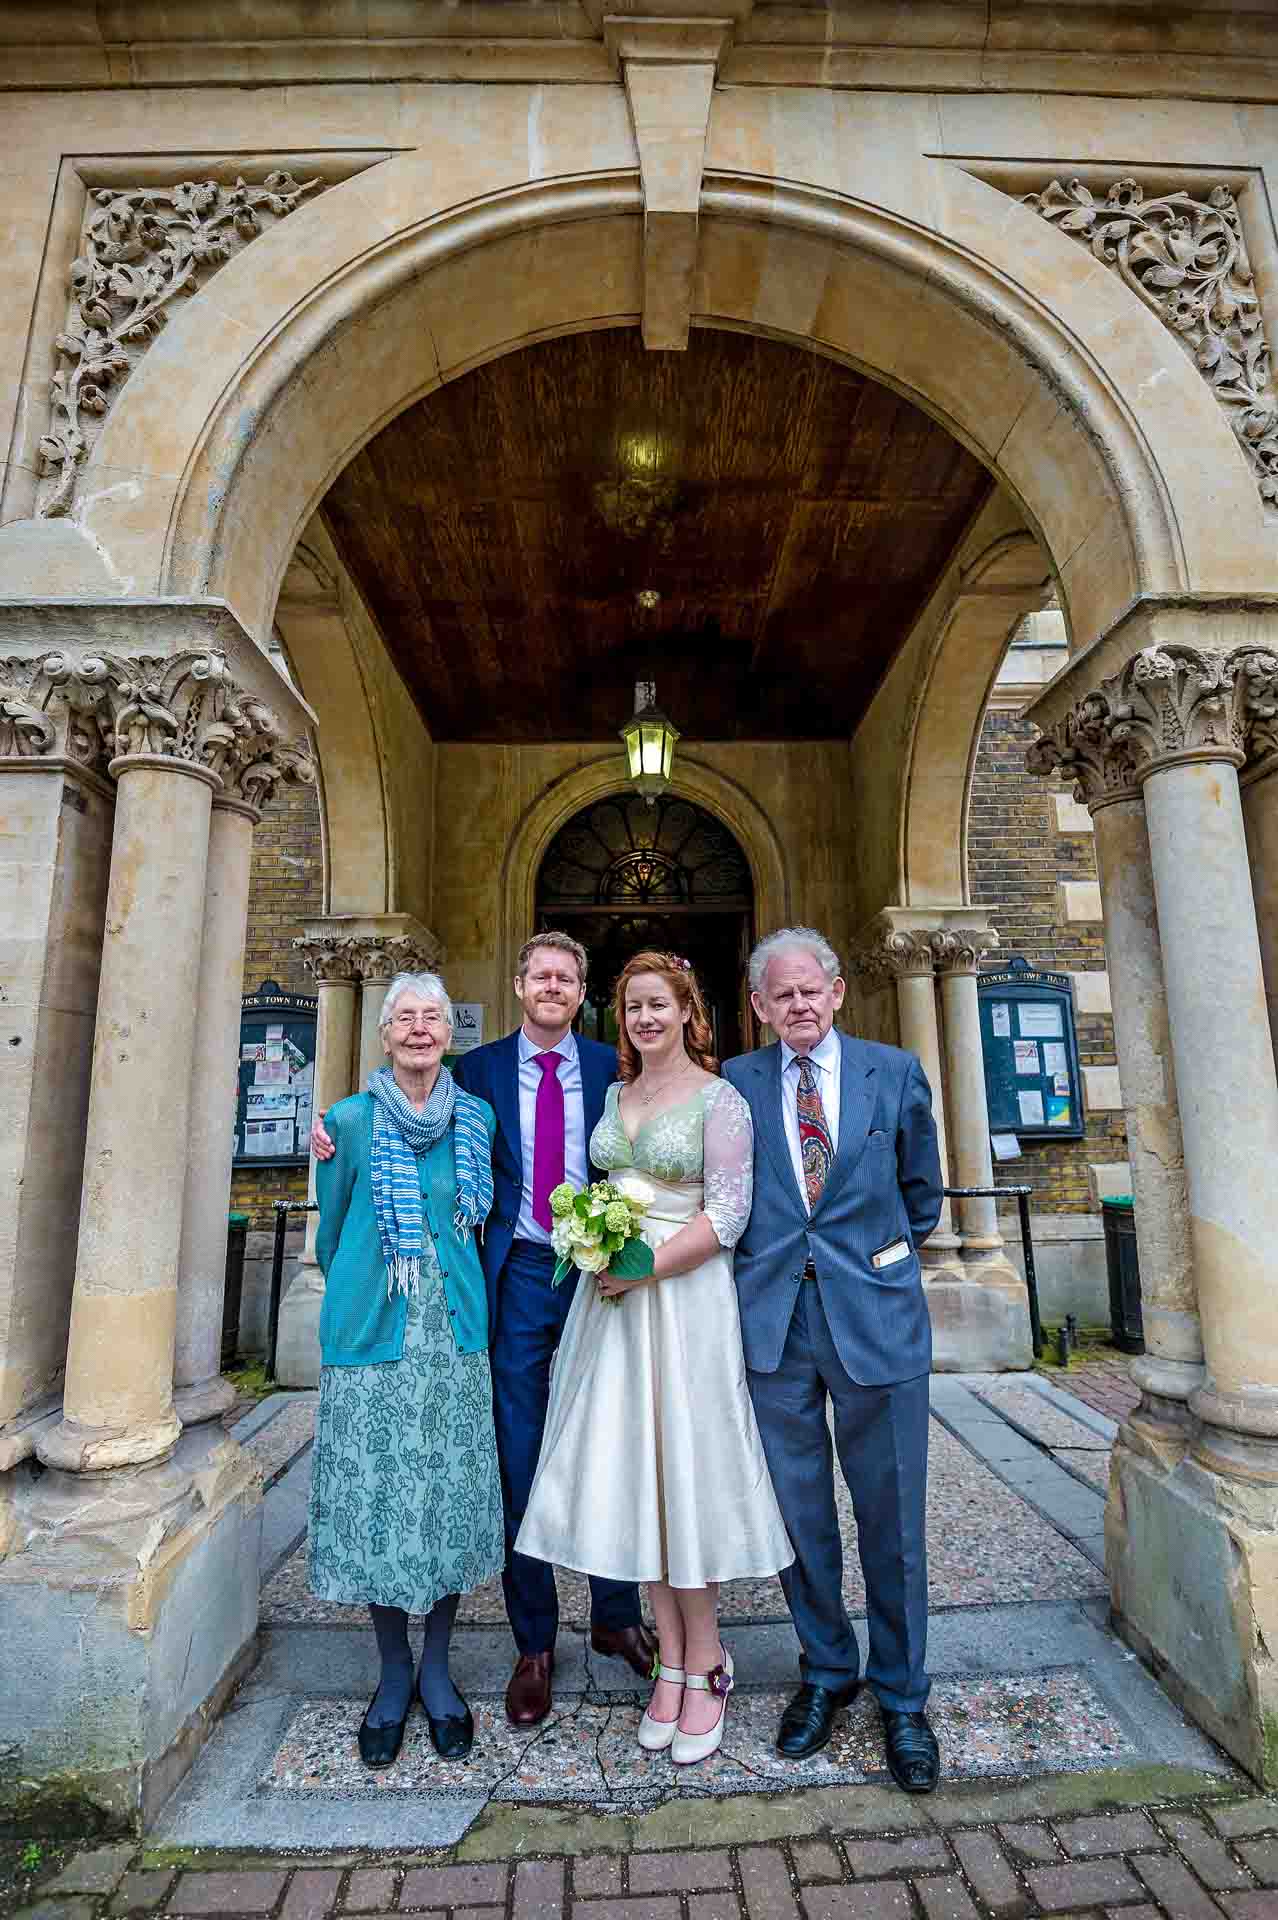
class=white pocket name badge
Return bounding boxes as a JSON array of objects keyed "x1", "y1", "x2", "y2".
[{"x1": 871, "y1": 1239, "x2": 911, "y2": 1271}]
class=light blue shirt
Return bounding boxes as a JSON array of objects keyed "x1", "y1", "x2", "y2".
[
  {"x1": 780, "y1": 1024, "x2": 842, "y2": 1214},
  {"x1": 515, "y1": 1027, "x2": 588, "y2": 1242}
]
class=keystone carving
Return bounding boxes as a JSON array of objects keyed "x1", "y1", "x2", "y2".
[
  {"x1": 39, "y1": 171, "x2": 320, "y2": 518},
  {"x1": 1028, "y1": 644, "x2": 1278, "y2": 798},
  {"x1": 1025, "y1": 178, "x2": 1278, "y2": 507},
  {"x1": 0, "y1": 647, "x2": 316, "y2": 797}
]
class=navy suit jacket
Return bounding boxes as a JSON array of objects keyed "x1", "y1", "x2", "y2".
[
  {"x1": 453, "y1": 1030, "x2": 619, "y2": 1327},
  {"x1": 722, "y1": 1032, "x2": 943, "y2": 1386}
]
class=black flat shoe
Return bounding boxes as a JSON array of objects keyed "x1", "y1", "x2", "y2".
[
  {"x1": 776, "y1": 1680, "x2": 861, "y2": 1759},
  {"x1": 425, "y1": 1697, "x2": 474, "y2": 1760},
  {"x1": 357, "y1": 1697, "x2": 410, "y2": 1770},
  {"x1": 881, "y1": 1706, "x2": 940, "y2": 1793}
]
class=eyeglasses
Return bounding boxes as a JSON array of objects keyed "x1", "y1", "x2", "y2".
[{"x1": 389, "y1": 1010, "x2": 445, "y2": 1032}]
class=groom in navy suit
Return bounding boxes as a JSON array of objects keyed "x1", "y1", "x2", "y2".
[
  {"x1": 452, "y1": 932, "x2": 653, "y2": 1722},
  {"x1": 313, "y1": 931, "x2": 653, "y2": 1726},
  {"x1": 723, "y1": 926, "x2": 944, "y2": 1793}
]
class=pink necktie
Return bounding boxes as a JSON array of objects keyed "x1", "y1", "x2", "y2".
[{"x1": 532, "y1": 1052, "x2": 566, "y2": 1230}]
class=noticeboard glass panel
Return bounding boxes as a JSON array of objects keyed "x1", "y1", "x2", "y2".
[
  {"x1": 977, "y1": 957, "x2": 1084, "y2": 1142},
  {"x1": 234, "y1": 979, "x2": 318, "y2": 1168}
]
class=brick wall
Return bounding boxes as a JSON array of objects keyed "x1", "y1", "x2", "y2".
[
  {"x1": 234, "y1": 778, "x2": 324, "y2": 1227},
  {"x1": 968, "y1": 702, "x2": 1126, "y2": 1215}
]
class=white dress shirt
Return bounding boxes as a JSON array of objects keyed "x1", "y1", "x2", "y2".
[
  {"x1": 515, "y1": 1027, "x2": 588, "y2": 1243},
  {"x1": 779, "y1": 1025, "x2": 842, "y2": 1214}
]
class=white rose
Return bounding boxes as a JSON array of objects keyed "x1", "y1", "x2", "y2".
[
  {"x1": 573, "y1": 1241, "x2": 610, "y2": 1274},
  {"x1": 551, "y1": 1217, "x2": 577, "y2": 1258}
]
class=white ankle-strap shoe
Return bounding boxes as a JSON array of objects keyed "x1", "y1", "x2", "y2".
[
  {"x1": 671, "y1": 1645, "x2": 734, "y2": 1767},
  {"x1": 637, "y1": 1662, "x2": 686, "y2": 1751}
]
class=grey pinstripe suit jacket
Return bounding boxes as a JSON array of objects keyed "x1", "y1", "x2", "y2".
[{"x1": 722, "y1": 1033, "x2": 943, "y2": 1386}]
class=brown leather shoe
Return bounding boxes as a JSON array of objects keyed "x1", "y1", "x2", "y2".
[
  {"x1": 506, "y1": 1651, "x2": 554, "y2": 1726},
  {"x1": 590, "y1": 1623, "x2": 658, "y2": 1679}
]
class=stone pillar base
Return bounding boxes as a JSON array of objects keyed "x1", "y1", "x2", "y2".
[
  {"x1": 925, "y1": 1253, "x2": 1033, "y2": 1371},
  {"x1": 0, "y1": 1426, "x2": 262, "y2": 1826},
  {"x1": 273, "y1": 1267, "x2": 324, "y2": 1389},
  {"x1": 1108, "y1": 1426, "x2": 1278, "y2": 1785},
  {"x1": 174, "y1": 1373, "x2": 238, "y2": 1427}
]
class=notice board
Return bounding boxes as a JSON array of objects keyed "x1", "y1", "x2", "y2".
[
  {"x1": 977, "y1": 957, "x2": 1084, "y2": 1142},
  {"x1": 234, "y1": 979, "x2": 318, "y2": 1168}
]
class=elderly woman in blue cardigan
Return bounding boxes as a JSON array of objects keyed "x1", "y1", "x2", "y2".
[{"x1": 308, "y1": 970, "x2": 501, "y2": 1769}]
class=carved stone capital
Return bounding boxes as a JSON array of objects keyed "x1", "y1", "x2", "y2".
[
  {"x1": 293, "y1": 935, "x2": 362, "y2": 987},
  {"x1": 929, "y1": 927, "x2": 1000, "y2": 976},
  {"x1": 350, "y1": 932, "x2": 444, "y2": 981},
  {"x1": 1024, "y1": 177, "x2": 1278, "y2": 508},
  {"x1": 1027, "y1": 642, "x2": 1273, "y2": 795},
  {"x1": 854, "y1": 925, "x2": 937, "y2": 983}
]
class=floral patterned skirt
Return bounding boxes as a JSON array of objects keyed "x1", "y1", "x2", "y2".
[{"x1": 307, "y1": 1250, "x2": 504, "y2": 1613}]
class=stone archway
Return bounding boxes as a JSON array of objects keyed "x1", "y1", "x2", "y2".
[
  {"x1": 535, "y1": 787, "x2": 757, "y2": 1058},
  {"x1": 498, "y1": 752, "x2": 790, "y2": 1033}
]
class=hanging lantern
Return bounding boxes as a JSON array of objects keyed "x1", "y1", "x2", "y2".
[{"x1": 620, "y1": 679, "x2": 680, "y2": 806}]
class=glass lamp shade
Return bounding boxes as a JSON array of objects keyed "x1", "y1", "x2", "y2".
[{"x1": 620, "y1": 697, "x2": 680, "y2": 804}]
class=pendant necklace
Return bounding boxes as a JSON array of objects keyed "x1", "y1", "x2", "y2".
[{"x1": 636, "y1": 1056, "x2": 694, "y2": 1107}]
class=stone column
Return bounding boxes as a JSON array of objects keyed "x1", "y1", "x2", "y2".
[
  {"x1": 855, "y1": 914, "x2": 1029, "y2": 1369},
  {"x1": 272, "y1": 936, "x2": 359, "y2": 1388},
  {"x1": 38, "y1": 743, "x2": 219, "y2": 1472},
  {"x1": 1029, "y1": 719, "x2": 1199, "y2": 1426},
  {"x1": 172, "y1": 797, "x2": 260, "y2": 1426},
  {"x1": 1241, "y1": 757, "x2": 1278, "y2": 1078},
  {"x1": 1027, "y1": 618, "x2": 1278, "y2": 1784},
  {"x1": 932, "y1": 929, "x2": 1004, "y2": 1257}
]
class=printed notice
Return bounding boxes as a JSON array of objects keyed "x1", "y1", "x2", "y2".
[
  {"x1": 991, "y1": 1132, "x2": 1021, "y2": 1161},
  {"x1": 1014, "y1": 1039, "x2": 1039, "y2": 1075},
  {"x1": 244, "y1": 1118, "x2": 289, "y2": 1157},
  {"x1": 265, "y1": 1038, "x2": 285, "y2": 1062},
  {"x1": 254, "y1": 1057, "x2": 289, "y2": 1087},
  {"x1": 1019, "y1": 1002, "x2": 1063, "y2": 1039},
  {"x1": 1042, "y1": 1041, "x2": 1068, "y2": 1078},
  {"x1": 450, "y1": 1003, "x2": 485, "y2": 1055},
  {"x1": 1047, "y1": 1094, "x2": 1072, "y2": 1128},
  {"x1": 246, "y1": 1088, "x2": 296, "y2": 1119},
  {"x1": 1017, "y1": 1088, "x2": 1045, "y2": 1127},
  {"x1": 991, "y1": 1003, "x2": 1011, "y2": 1038},
  {"x1": 1053, "y1": 1071, "x2": 1071, "y2": 1095}
]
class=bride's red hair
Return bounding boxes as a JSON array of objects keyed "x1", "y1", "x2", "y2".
[{"x1": 613, "y1": 951, "x2": 718, "y2": 1083}]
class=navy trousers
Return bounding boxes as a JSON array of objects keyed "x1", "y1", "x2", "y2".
[
  {"x1": 489, "y1": 1237, "x2": 641, "y2": 1655},
  {"x1": 746, "y1": 1281, "x2": 930, "y2": 1712}
]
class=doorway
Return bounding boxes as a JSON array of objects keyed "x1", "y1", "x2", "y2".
[{"x1": 535, "y1": 792, "x2": 755, "y2": 1059}]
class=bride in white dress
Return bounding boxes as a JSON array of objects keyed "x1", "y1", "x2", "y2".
[{"x1": 516, "y1": 951, "x2": 792, "y2": 1765}]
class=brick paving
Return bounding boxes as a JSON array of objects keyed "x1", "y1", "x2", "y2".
[
  {"x1": 1039, "y1": 1350, "x2": 1141, "y2": 1425},
  {"x1": 24, "y1": 1793, "x2": 1278, "y2": 1920}
]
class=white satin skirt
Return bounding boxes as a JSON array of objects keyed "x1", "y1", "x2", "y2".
[{"x1": 515, "y1": 1174, "x2": 794, "y2": 1588}]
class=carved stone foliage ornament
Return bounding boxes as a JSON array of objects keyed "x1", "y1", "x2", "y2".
[
  {"x1": 39, "y1": 171, "x2": 320, "y2": 518},
  {"x1": 353, "y1": 934, "x2": 444, "y2": 980},
  {"x1": 928, "y1": 928, "x2": 999, "y2": 975},
  {"x1": 293, "y1": 936, "x2": 362, "y2": 986},
  {"x1": 853, "y1": 926, "x2": 937, "y2": 983},
  {"x1": 1025, "y1": 178, "x2": 1278, "y2": 506},
  {"x1": 0, "y1": 647, "x2": 315, "y2": 801},
  {"x1": 1028, "y1": 643, "x2": 1278, "y2": 801}
]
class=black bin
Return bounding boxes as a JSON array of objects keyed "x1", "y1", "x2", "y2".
[
  {"x1": 1101, "y1": 1194, "x2": 1144, "y2": 1354},
  {"x1": 221, "y1": 1212, "x2": 250, "y2": 1370}
]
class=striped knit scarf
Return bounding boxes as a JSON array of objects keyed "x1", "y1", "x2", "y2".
[{"x1": 368, "y1": 1064, "x2": 493, "y2": 1299}]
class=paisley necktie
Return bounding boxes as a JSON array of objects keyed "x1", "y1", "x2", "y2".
[{"x1": 797, "y1": 1056, "x2": 834, "y2": 1208}]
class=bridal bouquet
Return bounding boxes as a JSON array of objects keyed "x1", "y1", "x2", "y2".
[{"x1": 549, "y1": 1176, "x2": 655, "y2": 1303}]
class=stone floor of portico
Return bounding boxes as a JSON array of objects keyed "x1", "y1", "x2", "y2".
[{"x1": 126, "y1": 1366, "x2": 1236, "y2": 1859}]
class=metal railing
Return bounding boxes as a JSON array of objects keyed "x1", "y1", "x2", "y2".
[
  {"x1": 267, "y1": 1200, "x2": 317, "y2": 1382},
  {"x1": 943, "y1": 1184, "x2": 1042, "y2": 1360},
  {"x1": 273, "y1": 1187, "x2": 1044, "y2": 1372}
]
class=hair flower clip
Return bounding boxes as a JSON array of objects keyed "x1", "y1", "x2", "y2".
[{"x1": 669, "y1": 954, "x2": 692, "y2": 971}]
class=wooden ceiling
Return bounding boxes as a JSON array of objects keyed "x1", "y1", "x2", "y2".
[{"x1": 321, "y1": 328, "x2": 991, "y2": 742}]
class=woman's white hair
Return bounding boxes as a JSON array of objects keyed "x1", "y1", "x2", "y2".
[
  {"x1": 748, "y1": 927, "x2": 842, "y2": 995},
  {"x1": 378, "y1": 971, "x2": 454, "y2": 1032}
]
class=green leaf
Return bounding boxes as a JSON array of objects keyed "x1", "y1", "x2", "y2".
[
  {"x1": 551, "y1": 1254, "x2": 573, "y2": 1288},
  {"x1": 608, "y1": 1236, "x2": 654, "y2": 1280},
  {"x1": 573, "y1": 1194, "x2": 590, "y2": 1218}
]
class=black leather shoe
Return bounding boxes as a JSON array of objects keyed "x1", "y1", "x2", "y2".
[
  {"x1": 776, "y1": 1680, "x2": 860, "y2": 1758},
  {"x1": 425, "y1": 1697, "x2": 475, "y2": 1761},
  {"x1": 357, "y1": 1697, "x2": 410, "y2": 1770},
  {"x1": 881, "y1": 1706, "x2": 940, "y2": 1793}
]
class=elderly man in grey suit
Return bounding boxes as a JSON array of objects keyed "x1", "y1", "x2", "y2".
[{"x1": 723, "y1": 927, "x2": 944, "y2": 1793}]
